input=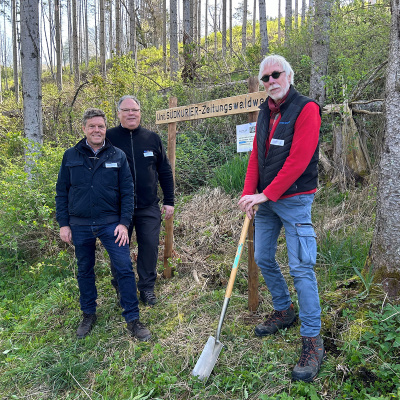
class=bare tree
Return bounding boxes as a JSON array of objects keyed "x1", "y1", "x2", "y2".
[
  {"x1": 20, "y1": 0, "x2": 43, "y2": 173},
  {"x1": 115, "y1": 0, "x2": 121, "y2": 55},
  {"x1": 12, "y1": 0, "x2": 19, "y2": 103},
  {"x1": 55, "y1": 0, "x2": 62, "y2": 90},
  {"x1": 205, "y1": 0, "x2": 208, "y2": 51},
  {"x1": 170, "y1": 0, "x2": 179, "y2": 78},
  {"x1": 369, "y1": 0, "x2": 400, "y2": 298},
  {"x1": 278, "y1": 0, "x2": 282, "y2": 44},
  {"x1": 259, "y1": 0, "x2": 268, "y2": 56},
  {"x1": 285, "y1": 0, "x2": 292, "y2": 45},
  {"x1": 242, "y1": 0, "x2": 248, "y2": 52},
  {"x1": 252, "y1": 0, "x2": 256, "y2": 45},
  {"x1": 182, "y1": 0, "x2": 195, "y2": 82},
  {"x1": 163, "y1": 0, "x2": 167, "y2": 73},
  {"x1": 229, "y1": 0, "x2": 232, "y2": 55},
  {"x1": 72, "y1": 0, "x2": 80, "y2": 85},
  {"x1": 129, "y1": 0, "x2": 137, "y2": 65},
  {"x1": 100, "y1": 0, "x2": 106, "y2": 74},
  {"x1": 222, "y1": 0, "x2": 227, "y2": 56},
  {"x1": 214, "y1": 0, "x2": 217, "y2": 53},
  {"x1": 301, "y1": 0, "x2": 306, "y2": 23},
  {"x1": 309, "y1": 0, "x2": 334, "y2": 105}
]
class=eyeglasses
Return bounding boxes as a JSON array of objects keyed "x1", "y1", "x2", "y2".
[
  {"x1": 260, "y1": 71, "x2": 285, "y2": 83},
  {"x1": 119, "y1": 108, "x2": 140, "y2": 113}
]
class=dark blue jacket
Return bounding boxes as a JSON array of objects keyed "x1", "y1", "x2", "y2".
[{"x1": 55, "y1": 138, "x2": 134, "y2": 228}]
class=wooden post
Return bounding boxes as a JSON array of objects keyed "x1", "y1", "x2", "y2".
[
  {"x1": 247, "y1": 76, "x2": 259, "y2": 311},
  {"x1": 163, "y1": 96, "x2": 177, "y2": 278}
]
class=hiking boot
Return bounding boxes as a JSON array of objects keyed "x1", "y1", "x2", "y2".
[
  {"x1": 76, "y1": 313, "x2": 97, "y2": 339},
  {"x1": 292, "y1": 335, "x2": 325, "y2": 382},
  {"x1": 127, "y1": 320, "x2": 151, "y2": 341},
  {"x1": 255, "y1": 303, "x2": 296, "y2": 336},
  {"x1": 140, "y1": 290, "x2": 157, "y2": 306}
]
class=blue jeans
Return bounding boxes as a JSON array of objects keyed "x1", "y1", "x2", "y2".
[
  {"x1": 254, "y1": 194, "x2": 321, "y2": 337},
  {"x1": 70, "y1": 223, "x2": 139, "y2": 322}
]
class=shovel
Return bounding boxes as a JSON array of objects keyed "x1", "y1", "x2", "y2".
[{"x1": 192, "y1": 214, "x2": 252, "y2": 381}]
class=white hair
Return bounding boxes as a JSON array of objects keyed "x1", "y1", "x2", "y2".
[{"x1": 258, "y1": 55, "x2": 294, "y2": 85}]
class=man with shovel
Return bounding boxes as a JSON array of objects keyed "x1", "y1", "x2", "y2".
[{"x1": 238, "y1": 54, "x2": 324, "y2": 382}]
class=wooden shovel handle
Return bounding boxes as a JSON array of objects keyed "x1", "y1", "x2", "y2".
[{"x1": 224, "y1": 215, "x2": 252, "y2": 299}]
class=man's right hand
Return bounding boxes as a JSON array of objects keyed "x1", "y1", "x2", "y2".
[{"x1": 60, "y1": 226, "x2": 72, "y2": 244}]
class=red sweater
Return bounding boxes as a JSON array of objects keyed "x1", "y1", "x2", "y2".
[{"x1": 242, "y1": 101, "x2": 321, "y2": 202}]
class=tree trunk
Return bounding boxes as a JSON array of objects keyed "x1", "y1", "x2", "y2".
[
  {"x1": 229, "y1": 0, "x2": 232, "y2": 55},
  {"x1": 100, "y1": 0, "x2": 106, "y2": 74},
  {"x1": 259, "y1": 0, "x2": 268, "y2": 56},
  {"x1": 170, "y1": 0, "x2": 179, "y2": 78},
  {"x1": 309, "y1": 0, "x2": 334, "y2": 105},
  {"x1": 163, "y1": 0, "x2": 167, "y2": 73},
  {"x1": 294, "y1": 0, "x2": 298, "y2": 28},
  {"x1": 182, "y1": 0, "x2": 195, "y2": 82},
  {"x1": 252, "y1": 0, "x2": 256, "y2": 45},
  {"x1": 12, "y1": 0, "x2": 19, "y2": 103},
  {"x1": 67, "y1": 0, "x2": 73, "y2": 75},
  {"x1": 109, "y1": 0, "x2": 113, "y2": 57},
  {"x1": 278, "y1": 0, "x2": 282, "y2": 44},
  {"x1": 20, "y1": 0, "x2": 43, "y2": 173},
  {"x1": 72, "y1": 0, "x2": 80, "y2": 85},
  {"x1": 205, "y1": 0, "x2": 208, "y2": 51},
  {"x1": 222, "y1": 0, "x2": 227, "y2": 56},
  {"x1": 115, "y1": 0, "x2": 121, "y2": 55},
  {"x1": 129, "y1": 0, "x2": 137, "y2": 66},
  {"x1": 197, "y1": 0, "x2": 201, "y2": 57},
  {"x1": 301, "y1": 0, "x2": 306, "y2": 23},
  {"x1": 214, "y1": 0, "x2": 217, "y2": 53},
  {"x1": 369, "y1": 0, "x2": 400, "y2": 299},
  {"x1": 242, "y1": 0, "x2": 247, "y2": 52},
  {"x1": 285, "y1": 0, "x2": 292, "y2": 46},
  {"x1": 55, "y1": 0, "x2": 63, "y2": 90}
]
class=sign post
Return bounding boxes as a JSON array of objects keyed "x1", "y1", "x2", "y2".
[{"x1": 158, "y1": 78, "x2": 264, "y2": 311}]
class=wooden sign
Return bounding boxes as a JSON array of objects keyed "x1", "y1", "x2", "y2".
[{"x1": 156, "y1": 91, "x2": 266, "y2": 124}]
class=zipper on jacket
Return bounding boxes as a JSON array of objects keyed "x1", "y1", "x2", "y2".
[{"x1": 130, "y1": 131, "x2": 137, "y2": 208}]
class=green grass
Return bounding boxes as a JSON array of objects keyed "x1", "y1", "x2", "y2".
[{"x1": 1, "y1": 184, "x2": 399, "y2": 399}]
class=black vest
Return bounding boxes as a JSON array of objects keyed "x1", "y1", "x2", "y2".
[{"x1": 256, "y1": 86, "x2": 320, "y2": 196}]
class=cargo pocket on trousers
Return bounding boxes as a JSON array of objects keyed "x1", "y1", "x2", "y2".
[{"x1": 295, "y1": 223, "x2": 317, "y2": 265}]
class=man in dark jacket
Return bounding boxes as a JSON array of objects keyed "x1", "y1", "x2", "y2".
[
  {"x1": 238, "y1": 55, "x2": 324, "y2": 382},
  {"x1": 56, "y1": 108, "x2": 151, "y2": 341},
  {"x1": 107, "y1": 95, "x2": 174, "y2": 306}
]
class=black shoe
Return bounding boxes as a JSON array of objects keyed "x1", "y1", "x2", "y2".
[
  {"x1": 255, "y1": 303, "x2": 296, "y2": 336},
  {"x1": 292, "y1": 335, "x2": 325, "y2": 382},
  {"x1": 127, "y1": 319, "x2": 151, "y2": 341},
  {"x1": 76, "y1": 313, "x2": 97, "y2": 339},
  {"x1": 140, "y1": 290, "x2": 157, "y2": 306}
]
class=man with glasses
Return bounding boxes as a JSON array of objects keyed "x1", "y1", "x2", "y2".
[
  {"x1": 238, "y1": 55, "x2": 324, "y2": 382},
  {"x1": 107, "y1": 95, "x2": 174, "y2": 307},
  {"x1": 55, "y1": 108, "x2": 151, "y2": 341}
]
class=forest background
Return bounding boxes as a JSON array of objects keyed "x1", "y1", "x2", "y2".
[{"x1": 1, "y1": 0, "x2": 400, "y2": 399}]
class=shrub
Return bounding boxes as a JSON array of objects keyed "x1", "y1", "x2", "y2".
[
  {"x1": 210, "y1": 153, "x2": 249, "y2": 195},
  {"x1": 0, "y1": 140, "x2": 63, "y2": 266}
]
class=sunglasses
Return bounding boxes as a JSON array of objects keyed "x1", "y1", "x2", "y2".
[{"x1": 260, "y1": 71, "x2": 285, "y2": 82}]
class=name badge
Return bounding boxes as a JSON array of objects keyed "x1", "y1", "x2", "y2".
[
  {"x1": 270, "y1": 138, "x2": 284, "y2": 146},
  {"x1": 144, "y1": 151, "x2": 154, "y2": 157},
  {"x1": 105, "y1": 162, "x2": 118, "y2": 168}
]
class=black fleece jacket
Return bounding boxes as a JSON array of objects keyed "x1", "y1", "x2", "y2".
[{"x1": 106, "y1": 124, "x2": 174, "y2": 209}]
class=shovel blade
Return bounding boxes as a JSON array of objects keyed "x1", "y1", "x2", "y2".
[{"x1": 192, "y1": 336, "x2": 224, "y2": 381}]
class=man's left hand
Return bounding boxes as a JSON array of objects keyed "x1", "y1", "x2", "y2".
[
  {"x1": 114, "y1": 224, "x2": 129, "y2": 246},
  {"x1": 162, "y1": 205, "x2": 174, "y2": 220}
]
